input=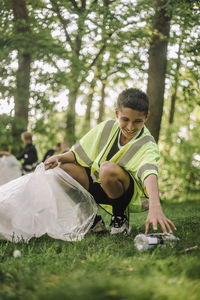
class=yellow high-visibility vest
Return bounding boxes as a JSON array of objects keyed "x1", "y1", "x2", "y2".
[{"x1": 71, "y1": 120, "x2": 160, "y2": 214}]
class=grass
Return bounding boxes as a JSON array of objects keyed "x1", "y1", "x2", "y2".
[{"x1": 0, "y1": 199, "x2": 200, "y2": 300}]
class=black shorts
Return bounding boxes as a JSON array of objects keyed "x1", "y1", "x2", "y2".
[{"x1": 85, "y1": 167, "x2": 134, "y2": 216}]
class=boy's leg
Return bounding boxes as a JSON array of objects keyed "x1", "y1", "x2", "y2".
[
  {"x1": 99, "y1": 161, "x2": 133, "y2": 234},
  {"x1": 84, "y1": 162, "x2": 133, "y2": 234},
  {"x1": 59, "y1": 163, "x2": 106, "y2": 232},
  {"x1": 99, "y1": 161, "x2": 131, "y2": 203},
  {"x1": 59, "y1": 162, "x2": 133, "y2": 234},
  {"x1": 59, "y1": 162, "x2": 90, "y2": 191}
]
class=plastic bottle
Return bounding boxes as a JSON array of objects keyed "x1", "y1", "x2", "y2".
[{"x1": 134, "y1": 233, "x2": 179, "y2": 252}]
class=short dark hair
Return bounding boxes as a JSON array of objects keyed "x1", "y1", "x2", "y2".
[
  {"x1": 21, "y1": 131, "x2": 32, "y2": 142},
  {"x1": 117, "y1": 88, "x2": 149, "y2": 116}
]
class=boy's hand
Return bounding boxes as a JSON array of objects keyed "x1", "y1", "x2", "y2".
[
  {"x1": 145, "y1": 205, "x2": 176, "y2": 235},
  {"x1": 0, "y1": 151, "x2": 11, "y2": 156},
  {"x1": 44, "y1": 155, "x2": 59, "y2": 169}
]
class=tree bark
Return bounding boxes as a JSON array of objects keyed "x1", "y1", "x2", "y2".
[
  {"x1": 11, "y1": 0, "x2": 31, "y2": 153},
  {"x1": 146, "y1": 0, "x2": 172, "y2": 142},
  {"x1": 169, "y1": 37, "x2": 182, "y2": 124},
  {"x1": 66, "y1": 90, "x2": 78, "y2": 145},
  {"x1": 97, "y1": 82, "x2": 106, "y2": 124},
  {"x1": 83, "y1": 79, "x2": 96, "y2": 132}
]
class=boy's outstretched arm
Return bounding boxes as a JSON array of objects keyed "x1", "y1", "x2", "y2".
[{"x1": 144, "y1": 174, "x2": 176, "y2": 234}]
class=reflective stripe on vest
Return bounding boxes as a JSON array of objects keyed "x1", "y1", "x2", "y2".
[
  {"x1": 118, "y1": 135, "x2": 156, "y2": 167},
  {"x1": 74, "y1": 141, "x2": 93, "y2": 165},
  {"x1": 98, "y1": 120, "x2": 115, "y2": 154},
  {"x1": 137, "y1": 163, "x2": 158, "y2": 179},
  {"x1": 74, "y1": 120, "x2": 115, "y2": 165}
]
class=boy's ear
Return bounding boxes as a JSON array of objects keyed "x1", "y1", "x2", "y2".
[
  {"x1": 115, "y1": 108, "x2": 119, "y2": 118},
  {"x1": 145, "y1": 111, "x2": 150, "y2": 121}
]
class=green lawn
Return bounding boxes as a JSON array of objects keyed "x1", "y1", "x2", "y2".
[{"x1": 0, "y1": 199, "x2": 200, "y2": 300}]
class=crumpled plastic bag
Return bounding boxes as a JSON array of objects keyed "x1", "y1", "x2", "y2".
[
  {"x1": 0, "y1": 155, "x2": 21, "y2": 186},
  {"x1": 0, "y1": 163, "x2": 97, "y2": 242}
]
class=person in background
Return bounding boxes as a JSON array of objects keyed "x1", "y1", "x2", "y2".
[
  {"x1": 42, "y1": 143, "x2": 62, "y2": 162},
  {"x1": 0, "y1": 146, "x2": 21, "y2": 185},
  {"x1": 0, "y1": 150, "x2": 10, "y2": 157},
  {"x1": 61, "y1": 141, "x2": 70, "y2": 154},
  {"x1": 18, "y1": 132, "x2": 38, "y2": 175}
]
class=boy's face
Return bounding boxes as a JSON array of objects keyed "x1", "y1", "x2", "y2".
[
  {"x1": 115, "y1": 107, "x2": 149, "y2": 140},
  {"x1": 55, "y1": 145, "x2": 61, "y2": 152}
]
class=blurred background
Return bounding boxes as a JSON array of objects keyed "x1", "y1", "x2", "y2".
[{"x1": 0, "y1": 0, "x2": 199, "y2": 200}]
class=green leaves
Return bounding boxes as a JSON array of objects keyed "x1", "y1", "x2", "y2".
[{"x1": 0, "y1": 0, "x2": 199, "y2": 158}]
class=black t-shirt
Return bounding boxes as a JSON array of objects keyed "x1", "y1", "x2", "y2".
[
  {"x1": 18, "y1": 143, "x2": 38, "y2": 166},
  {"x1": 107, "y1": 131, "x2": 120, "y2": 161},
  {"x1": 42, "y1": 149, "x2": 55, "y2": 162},
  {"x1": 106, "y1": 127, "x2": 144, "y2": 161}
]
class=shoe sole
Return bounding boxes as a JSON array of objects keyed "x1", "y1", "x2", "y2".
[
  {"x1": 110, "y1": 225, "x2": 131, "y2": 235},
  {"x1": 90, "y1": 221, "x2": 107, "y2": 233}
]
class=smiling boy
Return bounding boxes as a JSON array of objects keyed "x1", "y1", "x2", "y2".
[{"x1": 45, "y1": 88, "x2": 176, "y2": 235}]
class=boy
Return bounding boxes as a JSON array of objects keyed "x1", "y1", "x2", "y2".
[
  {"x1": 18, "y1": 132, "x2": 38, "y2": 174},
  {"x1": 1, "y1": 132, "x2": 38, "y2": 175},
  {"x1": 42, "y1": 142, "x2": 62, "y2": 162},
  {"x1": 45, "y1": 88, "x2": 176, "y2": 235}
]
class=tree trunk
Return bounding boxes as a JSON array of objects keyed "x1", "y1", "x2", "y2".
[
  {"x1": 146, "y1": 0, "x2": 172, "y2": 142},
  {"x1": 169, "y1": 93, "x2": 176, "y2": 124},
  {"x1": 66, "y1": 90, "x2": 78, "y2": 145},
  {"x1": 11, "y1": 0, "x2": 31, "y2": 153},
  {"x1": 97, "y1": 82, "x2": 106, "y2": 124},
  {"x1": 169, "y1": 37, "x2": 182, "y2": 124},
  {"x1": 83, "y1": 79, "x2": 96, "y2": 132}
]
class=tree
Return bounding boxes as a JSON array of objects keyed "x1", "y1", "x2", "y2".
[
  {"x1": 158, "y1": 0, "x2": 200, "y2": 199},
  {"x1": 83, "y1": 77, "x2": 96, "y2": 132},
  {"x1": 48, "y1": 0, "x2": 147, "y2": 144},
  {"x1": 168, "y1": 35, "x2": 182, "y2": 124},
  {"x1": 168, "y1": 0, "x2": 199, "y2": 124},
  {"x1": 11, "y1": 0, "x2": 31, "y2": 153},
  {"x1": 146, "y1": 0, "x2": 173, "y2": 142},
  {"x1": 49, "y1": 0, "x2": 112, "y2": 144}
]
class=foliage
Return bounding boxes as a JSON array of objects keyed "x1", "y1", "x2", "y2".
[
  {"x1": 159, "y1": 100, "x2": 200, "y2": 200},
  {"x1": 156, "y1": 0, "x2": 200, "y2": 199},
  {"x1": 32, "y1": 110, "x2": 67, "y2": 161},
  {"x1": 0, "y1": 0, "x2": 199, "y2": 193},
  {"x1": 0, "y1": 0, "x2": 156, "y2": 144},
  {"x1": 0, "y1": 114, "x2": 13, "y2": 151},
  {"x1": 0, "y1": 200, "x2": 200, "y2": 299}
]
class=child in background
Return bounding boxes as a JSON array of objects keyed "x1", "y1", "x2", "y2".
[
  {"x1": 42, "y1": 143, "x2": 62, "y2": 162},
  {"x1": 18, "y1": 132, "x2": 38, "y2": 174}
]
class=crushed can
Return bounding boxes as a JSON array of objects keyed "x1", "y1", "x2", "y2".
[{"x1": 134, "y1": 233, "x2": 179, "y2": 252}]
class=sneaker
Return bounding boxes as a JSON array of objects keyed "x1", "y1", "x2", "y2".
[
  {"x1": 90, "y1": 215, "x2": 107, "y2": 233},
  {"x1": 110, "y1": 215, "x2": 131, "y2": 235}
]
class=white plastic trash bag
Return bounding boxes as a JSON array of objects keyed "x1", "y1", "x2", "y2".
[
  {"x1": 0, "y1": 163, "x2": 97, "y2": 242},
  {"x1": 0, "y1": 155, "x2": 21, "y2": 185}
]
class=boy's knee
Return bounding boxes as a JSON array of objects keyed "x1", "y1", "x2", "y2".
[{"x1": 99, "y1": 161, "x2": 118, "y2": 181}]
